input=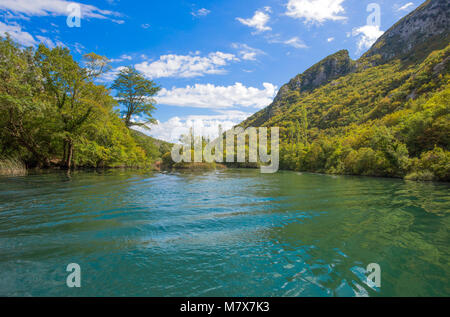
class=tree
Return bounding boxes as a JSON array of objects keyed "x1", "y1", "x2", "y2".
[
  {"x1": 0, "y1": 35, "x2": 52, "y2": 167},
  {"x1": 111, "y1": 67, "x2": 160, "y2": 128},
  {"x1": 83, "y1": 52, "x2": 110, "y2": 78},
  {"x1": 36, "y1": 45, "x2": 109, "y2": 169},
  {"x1": 0, "y1": 36, "x2": 163, "y2": 171},
  {"x1": 300, "y1": 105, "x2": 309, "y2": 144}
]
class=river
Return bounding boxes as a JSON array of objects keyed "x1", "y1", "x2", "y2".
[{"x1": 0, "y1": 169, "x2": 448, "y2": 296}]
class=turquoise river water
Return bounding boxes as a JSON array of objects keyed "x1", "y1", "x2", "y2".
[{"x1": 0, "y1": 169, "x2": 448, "y2": 296}]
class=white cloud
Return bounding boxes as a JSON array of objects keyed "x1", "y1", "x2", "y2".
[
  {"x1": 73, "y1": 42, "x2": 84, "y2": 54},
  {"x1": 396, "y1": 2, "x2": 414, "y2": 12},
  {"x1": 351, "y1": 24, "x2": 384, "y2": 53},
  {"x1": 35, "y1": 35, "x2": 65, "y2": 48},
  {"x1": 135, "y1": 52, "x2": 238, "y2": 79},
  {"x1": 109, "y1": 54, "x2": 132, "y2": 63},
  {"x1": 191, "y1": 8, "x2": 210, "y2": 17},
  {"x1": 236, "y1": 7, "x2": 271, "y2": 32},
  {"x1": 141, "y1": 23, "x2": 151, "y2": 29},
  {"x1": 0, "y1": 21, "x2": 65, "y2": 48},
  {"x1": 285, "y1": 0, "x2": 346, "y2": 24},
  {"x1": 0, "y1": 0, "x2": 122, "y2": 21},
  {"x1": 283, "y1": 37, "x2": 308, "y2": 48},
  {"x1": 267, "y1": 35, "x2": 308, "y2": 49},
  {"x1": 231, "y1": 43, "x2": 265, "y2": 61},
  {"x1": 0, "y1": 21, "x2": 36, "y2": 46},
  {"x1": 327, "y1": 37, "x2": 334, "y2": 42},
  {"x1": 97, "y1": 66, "x2": 126, "y2": 82},
  {"x1": 156, "y1": 82, "x2": 277, "y2": 109},
  {"x1": 140, "y1": 110, "x2": 252, "y2": 143}
]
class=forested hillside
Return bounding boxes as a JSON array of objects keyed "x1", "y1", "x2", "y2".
[
  {"x1": 0, "y1": 36, "x2": 168, "y2": 173},
  {"x1": 239, "y1": 0, "x2": 449, "y2": 181}
]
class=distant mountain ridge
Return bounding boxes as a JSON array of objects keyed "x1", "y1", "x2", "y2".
[
  {"x1": 236, "y1": 0, "x2": 449, "y2": 181},
  {"x1": 241, "y1": 0, "x2": 449, "y2": 129}
]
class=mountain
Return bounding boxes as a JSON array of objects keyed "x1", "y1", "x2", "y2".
[
  {"x1": 363, "y1": 0, "x2": 450, "y2": 63},
  {"x1": 244, "y1": 50, "x2": 355, "y2": 127},
  {"x1": 238, "y1": 0, "x2": 449, "y2": 181},
  {"x1": 130, "y1": 129, "x2": 173, "y2": 159}
]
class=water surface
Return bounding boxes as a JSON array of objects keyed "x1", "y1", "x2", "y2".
[{"x1": 0, "y1": 169, "x2": 448, "y2": 296}]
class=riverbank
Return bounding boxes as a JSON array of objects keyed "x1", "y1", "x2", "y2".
[
  {"x1": 2, "y1": 161, "x2": 448, "y2": 184},
  {"x1": 0, "y1": 158, "x2": 26, "y2": 176},
  {"x1": 0, "y1": 161, "x2": 157, "y2": 177}
]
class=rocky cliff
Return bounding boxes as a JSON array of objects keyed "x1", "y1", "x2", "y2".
[
  {"x1": 243, "y1": 50, "x2": 355, "y2": 127},
  {"x1": 240, "y1": 0, "x2": 450, "y2": 129},
  {"x1": 363, "y1": 0, "x2": 449, "y2": 63}
]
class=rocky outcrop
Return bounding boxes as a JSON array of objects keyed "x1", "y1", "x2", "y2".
[
  {"x1": 240, "y1": 0, "x2": 450, "y2": 129},
  {"x1": 241, "y1": 50, "x2": 355, "y2": 127},
  {"x1": 284, "y1": 50, "x2": 355, "y2": 94},
  {"x1": 363, "y1": 0, "x2": 449, "y2": 62}
]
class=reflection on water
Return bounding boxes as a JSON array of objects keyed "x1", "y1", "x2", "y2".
[{"x1": 0, "y1": 169, "x2": 448, "y2": 296}]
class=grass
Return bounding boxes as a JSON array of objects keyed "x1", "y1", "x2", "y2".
[
  {"x1": 404, "y1": 170, "x2": 435, "y2": 181},
  {"x1": 0, "y1": 158, "x2": 27, "y2": 176}
]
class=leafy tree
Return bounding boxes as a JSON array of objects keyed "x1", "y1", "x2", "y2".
[
  {"x1": 0, "y1": 36, "x2": 52, "y2": 167},
  {"x1": 111, "y1": 67, "x2": 160, "y2": 128},
  {"x1": 0, "y1": 36, "x2": 168, "y2": 172},
  {"x1": 36, "y1": 45, "x2": 110, "y2": 169}
]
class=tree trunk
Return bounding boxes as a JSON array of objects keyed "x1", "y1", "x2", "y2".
[
  {"x1": 62, "y1": 140, "x2": 67, "y2": 167},
  {"x1": 65, "y1": 140, "x2": 74, "y2": 170},
  {"x1": 6, "y1": 111, "x2": 50, "y2": 168}
]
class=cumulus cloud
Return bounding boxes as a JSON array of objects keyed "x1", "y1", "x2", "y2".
[
  {"x1": 231, "y1": 43, "x2": 265, "y2": 61},
  {"x1": 0, "y1": 21, "x2": 65, "y2": 48},
  {"x1": 285, "y1": 0, "x2": 346, "y2": 24},
  {"x1": 0, "y1": 0, "x2": 122, "y2": 21},
  {"x1": 135, "y1": 52, "x2": 238, "y2": 79},
  {"x1": 138, "y1": 110, "x2": 252, "y2": 143},
  {"x1": 351, "y1": 24, "x2": 384, "y2": 53},
  {"x1": 236, "y1": 7, "x2": 271, "y2": 32},
  {"x1": 156, "y1": 82, "x2": 277, "y2": 109},
  {"x1": 0, "y1": 21, "x2": 36, "y2": 46},
  {"x1": 396, "y1": 2, "x2": 414, "y2": 12}
]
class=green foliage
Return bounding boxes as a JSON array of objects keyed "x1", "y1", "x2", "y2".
[
  {"x1": 161, "y1": 152, "x2": 175, "y2": 168},
  {"x1": 130, "y1": 130, "x2": 163, "y2": 161},
  {"x1": 0, "y1": 35, "x2": 53, "y2": 166},
  {"x1": 111, "y1": 67, "x2": 160, "y2": 128},
  {"x1": 241, "y1": 43, "x2": 450, "y2": 181},
  {"x1": 407, "y1": 147, "x2": 450, "y2": 182},
  {"x1": 404, "y1": 171, "x2": 435, "y2": 182},
  {"x1": 0, "y1": 36, "x2": 166, "y2": 170}
]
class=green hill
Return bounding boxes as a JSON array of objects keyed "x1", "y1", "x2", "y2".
[
  {"x1": 239, "y1": 0, "x2": 449, "y2": 181},
  {"x1": 130, "y1": 129, "x2": 173, "y2": 160}
]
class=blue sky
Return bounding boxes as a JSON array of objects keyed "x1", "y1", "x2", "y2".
[{"x1": 0, "y1": 0, "x2": 420, "y2": 142}]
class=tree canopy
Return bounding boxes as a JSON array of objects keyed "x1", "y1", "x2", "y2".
[
  {"x1": 111, "y1": 66, "x2": 160, "y2": 129},
  {"x1": 0, "y1": 35, "x2": 167, "y2": 170}
]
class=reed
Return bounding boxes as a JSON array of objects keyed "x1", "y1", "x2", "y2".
[{"x1": 0, "y1": 158, "x2": 27, "y2": 176}]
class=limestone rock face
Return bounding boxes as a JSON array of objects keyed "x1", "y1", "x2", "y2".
[
  {"x1": 239, "y1": 0, "x2": 450, "y2": 129},
  {"x1": 276, "y1": 50, "x2": 354, "y2": 100},
  {"x1": 363, "y1": 0, "x2": 450, "y2": 62},
  {"x1": 260, "y1": 50, "x2": 356, "y2": 123}
]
